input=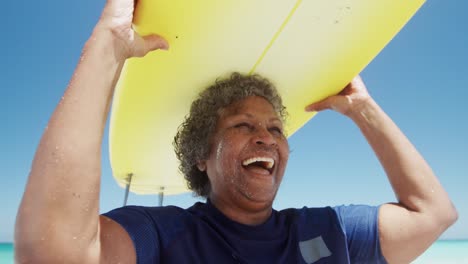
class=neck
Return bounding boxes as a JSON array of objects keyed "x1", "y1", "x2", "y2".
[{"x1": 209, "y1": 195, "x2": 273, "y2": 226}]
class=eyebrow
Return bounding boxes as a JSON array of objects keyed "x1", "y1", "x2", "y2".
[{"x1": 234, "y1": 113, "x2": 282, "y2": 124}]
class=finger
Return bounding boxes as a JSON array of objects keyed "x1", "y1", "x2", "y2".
[
  {"x1": 353, "y1": 75, "x2": 364, "y2": 85},
  {"x1": 305, "y1": 97, "x2": 335, "y2": 112},
  {"x1": 133, "y1": 34, "x2": 170, "y2": 57},
  {"x1": 143, "y1": 34, "x2": 170, "y2": 52},
  {"x1": 350, "y1": 75, "x2": 368, "y2": 92},
  {"x1": 133, "y1": 0, "x2": 140, "y2": 17}
]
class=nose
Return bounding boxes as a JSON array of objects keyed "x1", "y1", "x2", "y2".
[{"x1": 253, "y1": 127, "x2": 277, "y2": 147}]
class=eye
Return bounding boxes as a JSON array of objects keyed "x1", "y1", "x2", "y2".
[
  {"x1": 269, "y1": 126, "x2": 284, "y2": 136},
  {"x1": 234, "y1": 122, "x2": 253, "y2": 130}
]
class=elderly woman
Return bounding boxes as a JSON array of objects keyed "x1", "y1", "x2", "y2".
[{"x1": 15, "y1": 0, "x2": 457, "y2": 263}]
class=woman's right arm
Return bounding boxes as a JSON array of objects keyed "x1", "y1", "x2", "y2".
[{"x1": 14, "y1": 1, "x2": 168, "y2": 263}]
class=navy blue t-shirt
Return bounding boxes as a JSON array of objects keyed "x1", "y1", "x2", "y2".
[{"x1": 103, "y1": 200, "x2": 386, "y2": 263}]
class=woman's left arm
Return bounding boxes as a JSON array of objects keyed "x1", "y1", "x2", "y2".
[{"x1": 306, "y1": 76, "x2": 458, "y2": 263}]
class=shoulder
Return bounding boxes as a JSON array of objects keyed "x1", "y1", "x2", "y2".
[
  {"x1": 333, "y1": 204, "x2": 386, "y2": 263},
  {"x1": 278, "y1": 206, "x2": 344, "y2": 238},
  {"x1": 104, "y1": 204, "x2": 194, "y2": 231},
  {"x1": 104, "y1": 205, "x2": 188, "y2": 220},
  {"x1": 276, "y1": 205, "x2": 380, "y2": 229},
  {"x1": 332, "y1": 204, "x2": 381, "y2": 230},
  {"x1": 101, "y1": 204, "x2": 202, "y2": 263}
]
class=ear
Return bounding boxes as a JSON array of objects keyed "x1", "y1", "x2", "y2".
[{"x1": 197, "y1": 160, "x2": 207, "y2": 172}]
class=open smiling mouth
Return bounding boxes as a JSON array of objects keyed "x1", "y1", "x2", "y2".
[{"x1": 242, "y1": 157, "x2": 275, "y2": 175}]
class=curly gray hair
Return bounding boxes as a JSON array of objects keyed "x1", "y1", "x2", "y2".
[{"x1": 173, "y1": 72, "x2": 287, "y2": 197}]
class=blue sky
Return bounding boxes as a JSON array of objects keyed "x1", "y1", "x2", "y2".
[{"x1": 1, "y1": 1, "x2": 467, "y2": 242}]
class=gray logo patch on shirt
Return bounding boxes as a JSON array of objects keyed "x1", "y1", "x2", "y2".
[{"x1": 299, "y1": 236, "x2": 332, "y2": 263}]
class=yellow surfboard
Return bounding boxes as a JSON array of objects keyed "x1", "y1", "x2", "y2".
[{"x1": 110, "y1": 0, "x2": 425, "y2": 195}]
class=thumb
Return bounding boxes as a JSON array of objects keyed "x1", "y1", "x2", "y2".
[
  {"x1": 305, "y1": 96, "x2": 337, "y2": 112},
  {"x1": 132, "y1": 34, "x2": 170, "y2": 57},
  {"x1": 143, "y1": 34, "x2": 169, "y2": 52}
]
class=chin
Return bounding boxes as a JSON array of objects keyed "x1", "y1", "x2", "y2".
[{"x1": 241, "y1": 188, "x2": 278, "y2": 205}]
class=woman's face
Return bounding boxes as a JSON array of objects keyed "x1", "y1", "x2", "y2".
[{"x1": 201, "y1": 96, "x2": 289, "y2": 208}]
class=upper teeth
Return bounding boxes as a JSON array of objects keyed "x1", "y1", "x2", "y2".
[{"x1": 242, "y1": 157, "x2": 274, "y2": 169}]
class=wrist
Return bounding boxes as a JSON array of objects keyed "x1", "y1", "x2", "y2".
[
  {"x1": 346, "y1": 97, "x2": 379, "y2": 123},
  {"x1": 87, "y1": 24, "x2": 130, "y2": 62}
]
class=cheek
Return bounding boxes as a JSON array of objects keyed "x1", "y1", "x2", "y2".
[
  {"x1": 279, "y1": 140, "x2": 290, "y2": 164},
  {"x1": 220, "y1": 138, "x2": 246, "y2": 177},
  {"x1": 215, "y1": 140, "x2": 224, "y2": 161},
  {"x1": 212, "y1": 136, "x2": 238, "y2": 170}
]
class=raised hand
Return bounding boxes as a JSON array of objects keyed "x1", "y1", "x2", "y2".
[
  {"x1": 305, "y1": 75, "x2": 371, "y2": 117},
  {"x1": 96, "y1": 0, "x2": 169, "y2": 59}
]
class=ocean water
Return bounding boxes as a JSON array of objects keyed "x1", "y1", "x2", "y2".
[
  {"x1": 1, "y1": 240, "x2": 467, "y2": 263},
  {"x1": 412, "y1": 240, "x2": 468, "y2": 264},
  {"x1": 0, "y1": 243, "x2": 14, "y2": 264}
]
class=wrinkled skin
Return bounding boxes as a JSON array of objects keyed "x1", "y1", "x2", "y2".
[{"x1": 198, "y1": 96, "x2": 289, "y2": 223}]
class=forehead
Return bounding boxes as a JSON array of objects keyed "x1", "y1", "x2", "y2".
[{"x1": 219, "y1": 96, "x2": 279, "y2": 119}]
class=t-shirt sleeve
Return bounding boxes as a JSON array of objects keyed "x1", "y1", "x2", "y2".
[
  {"x1": 103, "y1": 206, "x2": 160, "y2": 264},
  {"x1": 333, "y1": 205, "x2": 387, "y2": 264}
]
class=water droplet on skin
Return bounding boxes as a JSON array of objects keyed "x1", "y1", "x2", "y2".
[
  {"x1": 216, "y1": 141, "x2": 224, "y2": 160},
  {"x1": 72, "y1": 72, "x2": 79, "y2": 80}
]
